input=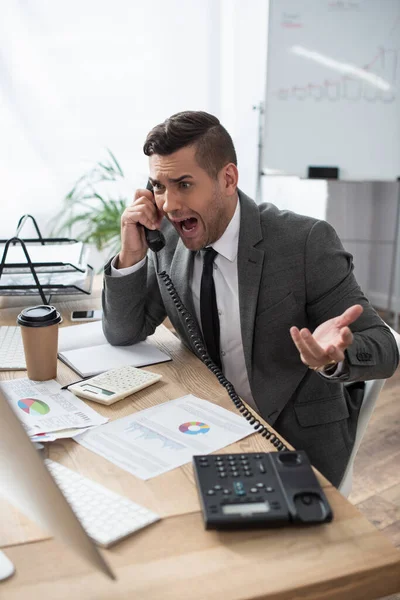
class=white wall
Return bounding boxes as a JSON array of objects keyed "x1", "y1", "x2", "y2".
[
  {"x1": 1, "y1": 0, "x2": 269, "y2": 250},
  {"x1": 3, "y1": 2, "x2": 394, "y2": 310}
]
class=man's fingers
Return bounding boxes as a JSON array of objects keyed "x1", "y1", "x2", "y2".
[
  {"x1": 134, "y1": 188, "x2": 154, "y2": 202},
  {"x1": 290, "y1": 327, "x2": 344, "y2": 367},
  {"x1": 326, "y1": 346, "x2": 345, "y2": 364},
  {"x1": 123, "y1": 202, "x2": 159, "y2": 229},
  {"x1": 290, "y1": 327, "x2": 328, "y2": 366},
  {"x1": 338, "y1": 326, "x2": 353, "y2": 349},
  {"x1": 299, "y1": 329, "x2": 326, "y2": 360},
  {"x1": 337, "y1": 304, "x2": 363, "y2": 328}
]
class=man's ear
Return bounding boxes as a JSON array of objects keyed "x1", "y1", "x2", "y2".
[{"x1": 220, "y1": 163, "x2": 238, "y2": 195}]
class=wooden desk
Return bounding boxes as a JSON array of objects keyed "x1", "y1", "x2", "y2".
[{"x1": 1, "y1": 291, "x2": 400, "y2": 599}]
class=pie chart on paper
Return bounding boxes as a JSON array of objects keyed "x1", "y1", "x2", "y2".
[{"x1": 18, "y1": 398, "x2": 50, "y2": 416}]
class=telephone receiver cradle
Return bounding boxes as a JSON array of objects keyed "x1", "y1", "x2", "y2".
[{"x1": 144, "y1": 181, "x2": 166, "y2": 253}]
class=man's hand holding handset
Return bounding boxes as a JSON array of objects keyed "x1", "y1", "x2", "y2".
[{"x1": 117, "y1": 187, "x2": 163, "y2": 269}]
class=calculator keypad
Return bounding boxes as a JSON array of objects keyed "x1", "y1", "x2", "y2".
[
  {"x1": 93, "y1": 366, "x2": 161, "y2": 392},
  {"x1": 70, "y1": 365, "x2": 162, "y2": 405}
]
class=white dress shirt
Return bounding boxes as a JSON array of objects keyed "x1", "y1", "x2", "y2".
[
  {"x1": 111, "y1": 196, "x2": 344, "y2": 413},
  {"x1": 190, "y1": 199, "x2": 255, "y2": 408},
  {"x1": 111, "y1": 199, "x2": 256, "y2": 408}
]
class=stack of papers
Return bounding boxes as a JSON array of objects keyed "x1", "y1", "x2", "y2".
[{"x1": 0, "y1": 378, "x2": 108, "y2": 443}]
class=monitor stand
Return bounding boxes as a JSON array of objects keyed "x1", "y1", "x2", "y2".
[{"x1": 0, "y1": 550, "x2": 15, "y2": 581}]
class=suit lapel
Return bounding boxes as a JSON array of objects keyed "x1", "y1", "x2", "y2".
[{"x1": 237, "y1": 191, "x2": 265, "y2": 384}]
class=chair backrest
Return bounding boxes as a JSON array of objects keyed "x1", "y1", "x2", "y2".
[{"x1": 338, "y1": 325, "x2": 400, "y2": 497}]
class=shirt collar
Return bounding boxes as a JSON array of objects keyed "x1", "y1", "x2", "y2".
[{"x1": 209, "y1": 195, "x2": 240, "y2": 262}]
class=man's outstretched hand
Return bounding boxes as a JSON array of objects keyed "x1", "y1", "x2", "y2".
[{"x1": 290, "y1": 305, "x2": 363, "y2": 371}]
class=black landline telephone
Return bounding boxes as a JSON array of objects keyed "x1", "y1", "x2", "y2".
[{"x1": 143, "y1": 182, "x2": 333, "y2": 528}]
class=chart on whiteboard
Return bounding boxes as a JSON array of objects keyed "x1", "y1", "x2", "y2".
[{"x1": 264, "y1": 0, "x2": 400, "y2": 180}]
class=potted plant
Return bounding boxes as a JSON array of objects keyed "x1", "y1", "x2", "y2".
[{"x1": 51, "y1": 150, "x2": 127, "y2": 269}]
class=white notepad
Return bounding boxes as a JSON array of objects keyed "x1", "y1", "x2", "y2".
[{"x1": 58, "y1": 321, "x2": 171, "y2": 377}]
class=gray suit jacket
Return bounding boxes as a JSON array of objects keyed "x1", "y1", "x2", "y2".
[{"x1": 102, "y1": 191, "x2": 398, "y2": 486}]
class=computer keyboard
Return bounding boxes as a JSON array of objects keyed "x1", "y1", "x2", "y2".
[
  {"x1": 0, "y1": 326, "x2": 26, "y2": 370},
  {"x1": 45, "y1": 459, "x2": 160, "y2": 547}
]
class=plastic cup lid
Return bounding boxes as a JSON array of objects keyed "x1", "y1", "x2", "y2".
[{"x1": 17, "y1": 305, "x2": 62, "y2": 328}]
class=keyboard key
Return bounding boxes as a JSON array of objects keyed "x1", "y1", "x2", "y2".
[
  {"x1": 0, "y1": 327, "x2": 26, "y2": 370},
  {"x1": 45, "y1": 459, "x2": 160, "y2": 547}
]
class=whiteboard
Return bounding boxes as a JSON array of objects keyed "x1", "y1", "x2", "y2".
[{"x1": 263, "y1": 0, "x2": 400, "y2": 180}]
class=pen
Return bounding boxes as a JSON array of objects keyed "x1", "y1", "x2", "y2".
[{"x1": 61, "y1": 376, "x2": 92, "y2": 390}]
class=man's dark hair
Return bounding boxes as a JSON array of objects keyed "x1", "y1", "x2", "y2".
[{"x1": 143, "y1": 111, "x2": 237, "y2": 178}]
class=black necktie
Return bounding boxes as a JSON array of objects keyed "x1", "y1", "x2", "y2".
[{"x1": 200, "y1": 247, "x2": 221, "y2": 369}]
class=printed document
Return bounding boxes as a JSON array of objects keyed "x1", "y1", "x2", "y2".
[
  {"x1": 0, "y1": 378, "x2": 108, "y2": 438},
  {"x1": 75, "y1": 395, "x2": 254, "y2": 480}
]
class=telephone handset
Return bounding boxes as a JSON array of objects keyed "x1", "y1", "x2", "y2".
[
  {"x1": 143, "y1": 180, "x2": 287, "y2": 451},
  {"x1": 144, "y1": 181, "x2": 166, "y2": 253}
]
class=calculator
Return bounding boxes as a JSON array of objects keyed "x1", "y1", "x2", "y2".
[
  {"x1": 193, "y1": 451, "x2": 333, "y2": 530},
  {"x1": 68, "y1": 365, "x2": 162, "y2": 405}
]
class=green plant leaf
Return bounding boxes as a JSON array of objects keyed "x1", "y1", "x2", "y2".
[{"x1": 50, "y1": 150, "x2": 127, "y2": 258}]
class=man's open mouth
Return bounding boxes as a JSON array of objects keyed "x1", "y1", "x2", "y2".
[
  {"x1": 171, "y1": 217, "x2": 199, "y2": 237},
  {"x1": 179, "y1": 218, "x2": 198, "y2": 232}
]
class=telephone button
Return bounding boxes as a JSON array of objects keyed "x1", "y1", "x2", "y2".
[
  {"x1": 223, "y1": 489, "x2": 231, "y2": 495},
  {"x1": 233, "y1": 482, "x2": 246, "y2": 496},
  {"x1": 258, "y1": 462, "x2": 266, "y2": 473},
  {"x1": 256, "y1": 483, "x2": 264, "y2": 488},
  {"x1": 207, "y1": 490, "x2": 215, "y2": 496},
  {"x1": 219, "y1": 473, "x2": 227, "y2": 479},
  {"x1": 213, "y1": 485, "x2": 222, "y2": 491},
  {"x1": 266, "y1": 486, "x2": 274, "y2": 493},
  {"x1": 250, "y1": 487, "x2": 258, "y2": 493}
]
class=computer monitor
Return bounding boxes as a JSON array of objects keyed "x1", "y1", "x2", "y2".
[{"x1": 0, "y1": 391, "x2": 114, "y2": 580}]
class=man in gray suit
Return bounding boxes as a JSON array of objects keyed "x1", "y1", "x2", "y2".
[{"x1": 103, "y1": 111, "x2": 398, "y2": 487}]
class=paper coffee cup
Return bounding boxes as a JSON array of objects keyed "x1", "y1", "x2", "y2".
[{"x1": 17, "y1": 305, "x2": 62, "y2": 381}]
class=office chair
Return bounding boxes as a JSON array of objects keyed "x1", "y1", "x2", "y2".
[{"x1": 338, "y1": 325, "x2": 400, "y2": 497}]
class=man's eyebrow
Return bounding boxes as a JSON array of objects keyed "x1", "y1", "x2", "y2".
[{"x1": 149, "y1": 175, "x2": 194, "y2": 185}]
